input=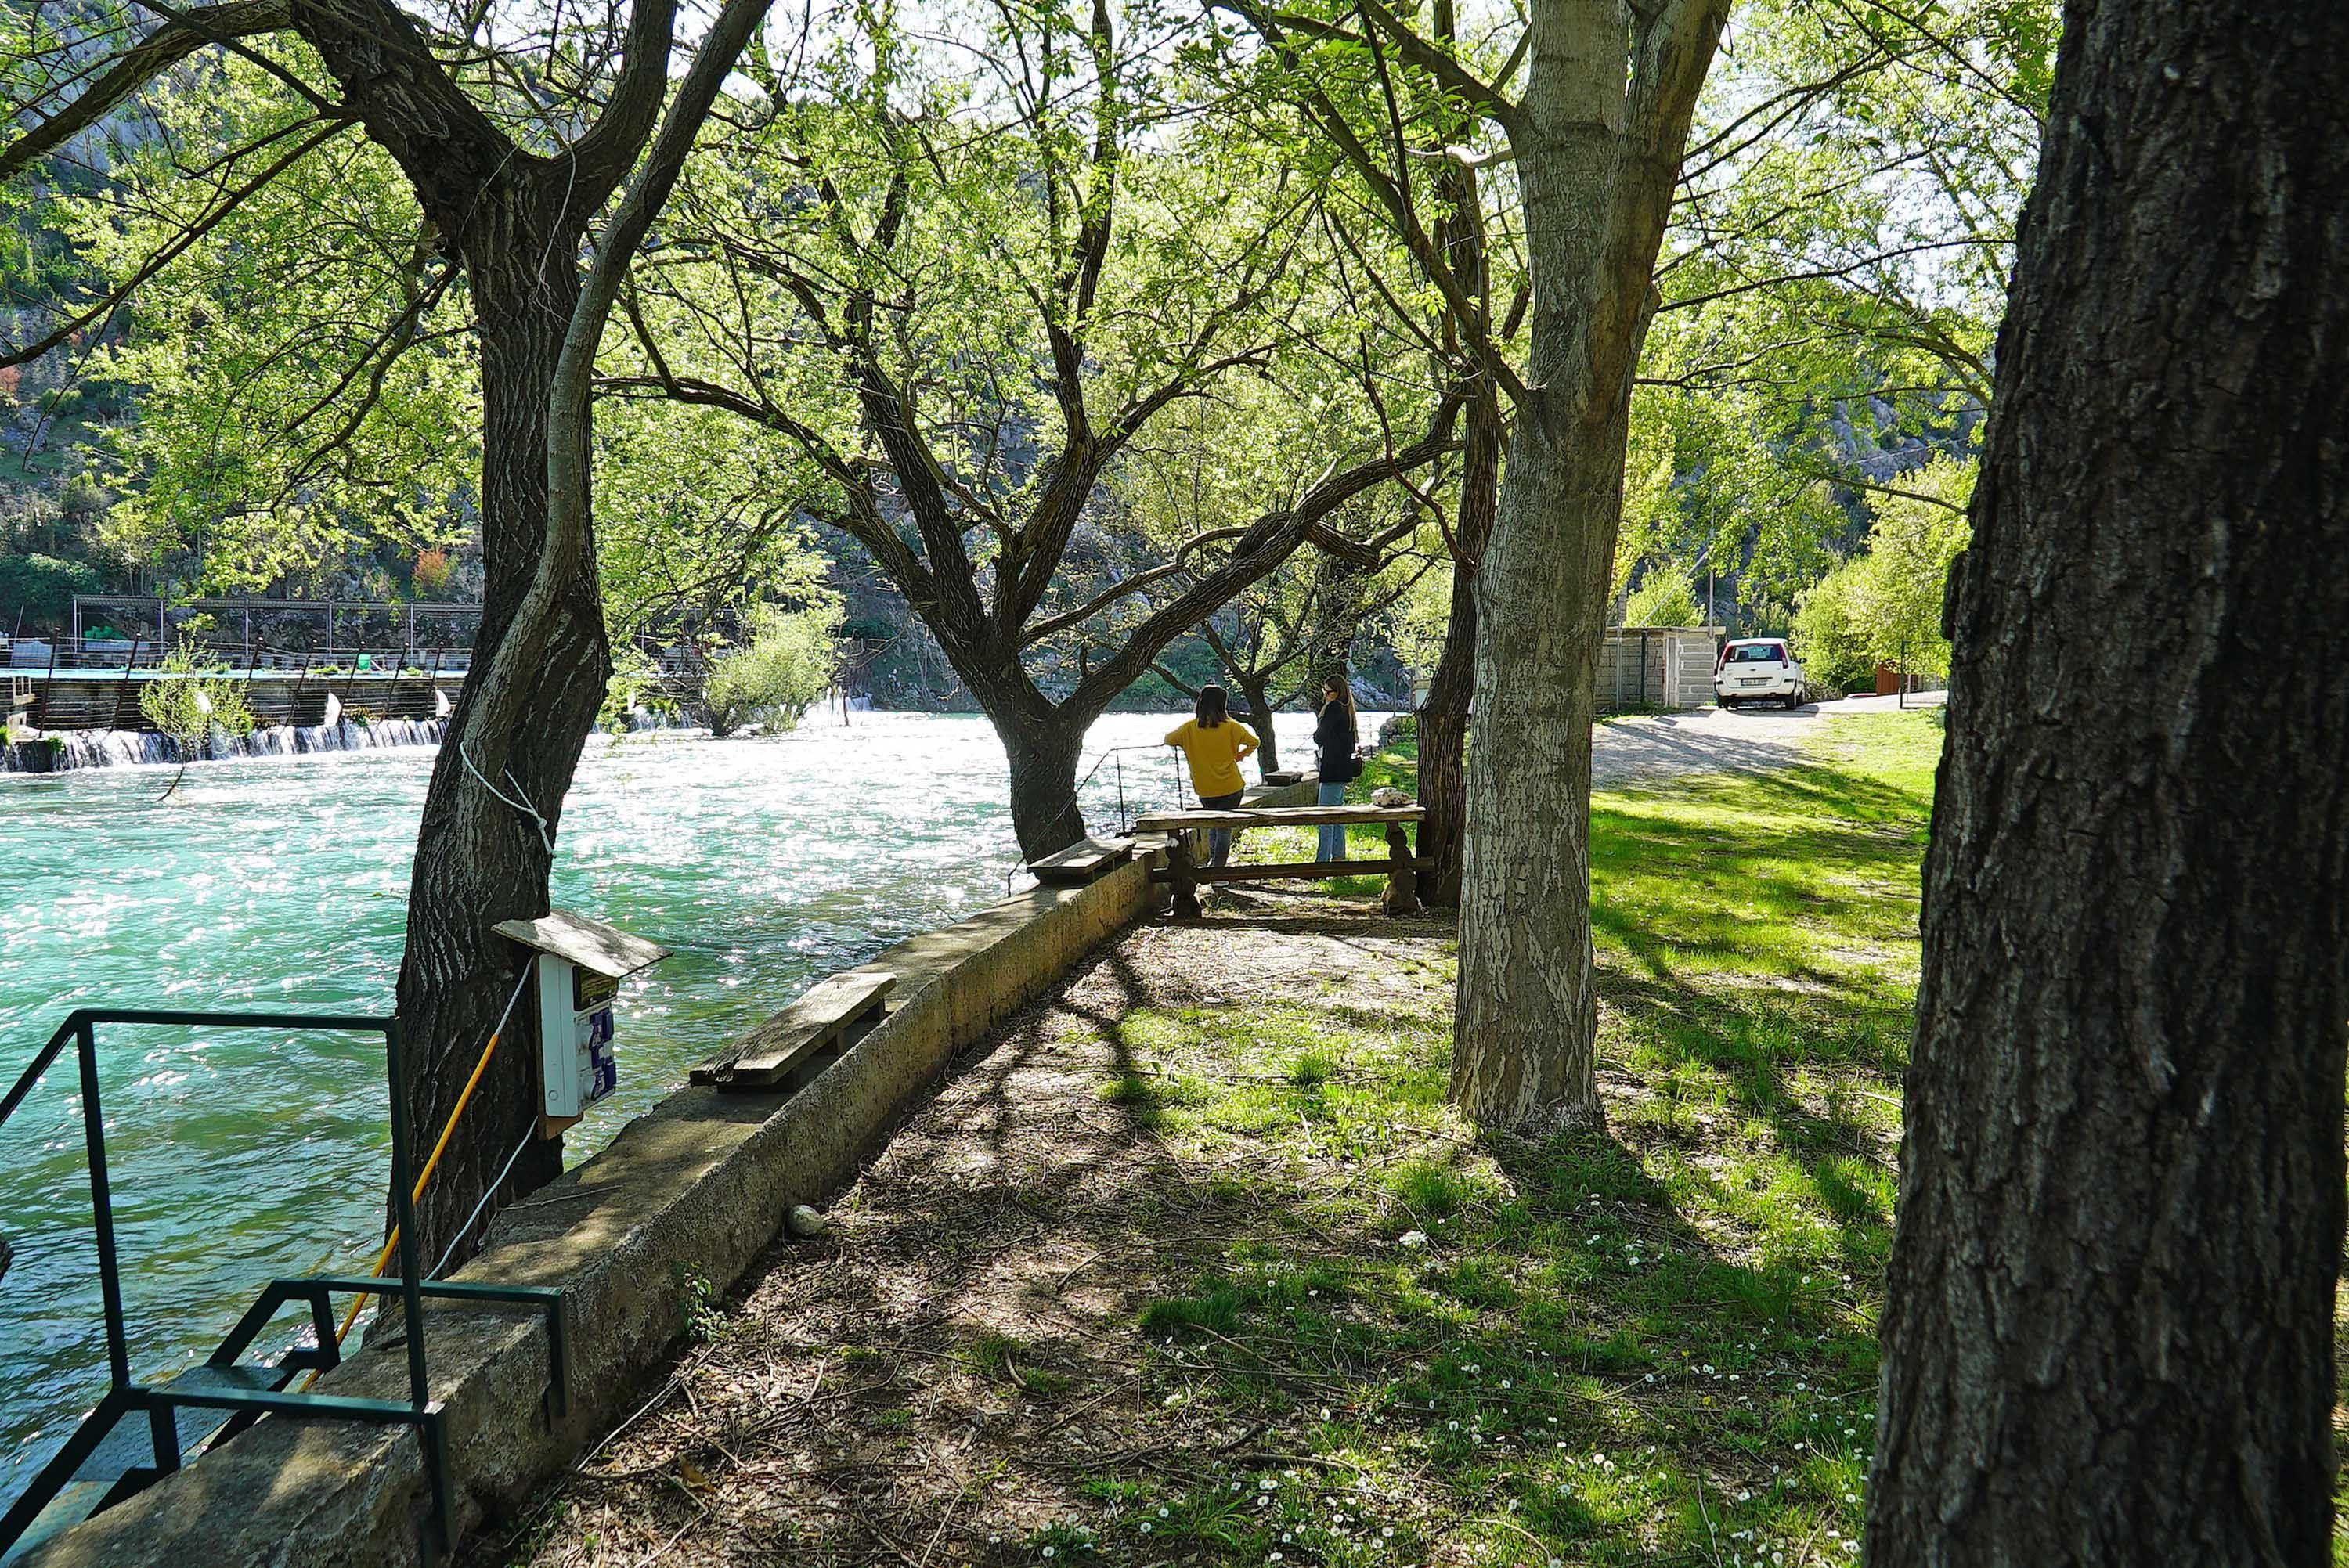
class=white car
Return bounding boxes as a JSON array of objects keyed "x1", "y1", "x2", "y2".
[{"x1": 1715, "y1": 638, "x2": 1806, "y2": 708}]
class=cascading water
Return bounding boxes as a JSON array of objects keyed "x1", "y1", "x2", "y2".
[
  {"x1": 2, "y1": 717, "x2": 449, "y2": 773},
  {"x1": 5, "y1": 708, "x2": 695, "y2": 773}
]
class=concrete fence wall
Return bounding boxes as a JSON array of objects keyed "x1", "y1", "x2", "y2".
[{"x1": 1597, "y1": 626, "x2": 1722, "y2": 711}]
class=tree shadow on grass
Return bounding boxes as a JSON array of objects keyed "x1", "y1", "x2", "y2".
[
  {"x1": 1615, "y1": 755, "x2": 1931, "y2": 833},
  {"x1": 491, "y1": 880, "x2": 1900, "y2": 1567},
  {"x1": 489, "y1": 928, "x2": 1442, "y2": 1566}
]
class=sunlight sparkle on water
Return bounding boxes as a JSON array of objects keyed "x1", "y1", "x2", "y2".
[{"x1": 0, "y1": 708, "x2": 1351, "y2": 1489}]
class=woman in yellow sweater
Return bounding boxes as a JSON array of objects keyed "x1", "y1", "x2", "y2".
[{"x1": 1164, "y1": 685, "x2": 1258, "y2": 867}]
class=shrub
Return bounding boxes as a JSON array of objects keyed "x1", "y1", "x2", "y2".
[
  {"x1": 0, "y1": 552, "x2": 99, "y2": 627},
  {"x1": 1793, "y1": 457, "x2": 1975, "y2": 689},
  {"x1": 702, "y1": 601, "x2": 842, "y2": 737},
  {"x1": 1791, "y1": 561, "x2": 1875, "y2": 694},
  {"x1": 139, "y1": 642, "x2": 256, "y2": 772},
  {"x1": 1624, "y1": 567, "x2": 1701, "y2": 627},
  {"x1": 411, "y1": 547, "x2": 456, "y2": 599}
]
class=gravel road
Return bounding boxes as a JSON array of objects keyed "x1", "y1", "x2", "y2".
[{"x1": 1589, "y1": 693, "x2": 1932, "y2": 788}]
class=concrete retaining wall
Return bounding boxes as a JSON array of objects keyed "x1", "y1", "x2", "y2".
[{"x1": 22, "y1": 859, "x2": 1161, "y2": 1568}]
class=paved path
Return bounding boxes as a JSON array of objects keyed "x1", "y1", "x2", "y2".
[{"x1": 1589, "y1": 693, "x2": 1929, "y2": 788}]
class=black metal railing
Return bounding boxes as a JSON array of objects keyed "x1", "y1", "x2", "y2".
[
  {"x1": 5, "y1": 635, "x2": 704, "y2": 678},
  {"x1": 0, "y1": 1009, "x2": 566, "y2": 1564}
]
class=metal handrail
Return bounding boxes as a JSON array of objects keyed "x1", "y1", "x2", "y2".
[
  {"x1": 0, "y1": 1007, "x2": 478, "y2": 1559},
  {"x1": 6, "y1": 639, "x2": 709, "y2": 678},
  {"x1": 0, "y1": 1008, "x2": 432, "y2": 1412},
  {"x1": 1073, "y1": 743, "x2": 1190, "y2": 838}
]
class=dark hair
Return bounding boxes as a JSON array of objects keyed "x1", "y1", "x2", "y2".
[
  {"x1": 1195, "y1": 685, "x2": 1229, "y2": 728},
  {"x1": 1322, "y1": 676, "x2": 1359, "y2": 744}
]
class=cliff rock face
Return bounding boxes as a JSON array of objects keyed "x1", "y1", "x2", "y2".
[{"x1": 1821, "y1": 394, "x2": 1984, "y2": 488}]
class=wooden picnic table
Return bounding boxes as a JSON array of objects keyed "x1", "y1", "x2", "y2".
[
  {"x1": 1131, "y1": 803, "x2": 1427, "y2": 920},
  {"x1": 1132, "y1": 803, "x2": 1425, "y2": 829}
]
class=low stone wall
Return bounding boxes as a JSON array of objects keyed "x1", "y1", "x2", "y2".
[
  {"x1": 23, "y1": 859, "x2": 1161, "y2": 1568},
  {"x1": 1248, "y1": 775, "x2": 1323, "y2": 809}
]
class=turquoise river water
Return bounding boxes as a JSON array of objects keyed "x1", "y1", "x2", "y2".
[{"x1": 0, "y1": 709, "x2": 1354, "y2": 1493}]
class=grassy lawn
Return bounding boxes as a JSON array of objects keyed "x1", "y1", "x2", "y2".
[
  {"x1": 1088, "y1": 712, "x2": 1942, "y2": 1566},
  {"x1": 497, "y1": 713, "x2": 1946, "y2": 1568}
]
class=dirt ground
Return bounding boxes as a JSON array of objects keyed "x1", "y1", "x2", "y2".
[
  {"x1": 483, "y1": 712, "x2": 1893, "y2": 1568},
  {"x1": 487, "y1": 890, "x2": 1457, "y2": 1568}
]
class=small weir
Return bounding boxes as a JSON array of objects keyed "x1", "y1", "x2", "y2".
[{"x1": 5, "y1": 716, "x2": 447, "y2": 773}]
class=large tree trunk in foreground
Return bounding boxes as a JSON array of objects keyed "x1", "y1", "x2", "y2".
[
  {"x1": 1450, "y1": 0, "x2": 1724, "y2": 1128},
  {"x1": 395, "y1": 234, "x2": 612, "y2": 1267},
  {"x1": 1865, "y1": 6, "x2": 2349, "y2": 1562}
]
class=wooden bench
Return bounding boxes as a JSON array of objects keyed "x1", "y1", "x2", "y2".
[
  {"x1": 1030, "y1": 836, "x2": 1133, "y2": 886},
  {"x1": 691, "y1": 968, "x2": 896, "y2": 1091},
  {"x1": 1131, "y1": 804, "x2": 1429, "y2": 920}
]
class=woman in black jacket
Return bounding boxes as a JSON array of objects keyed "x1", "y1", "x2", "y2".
[{"x1": 1313, "y1": 676, "x2": 1359, "y2": 861}]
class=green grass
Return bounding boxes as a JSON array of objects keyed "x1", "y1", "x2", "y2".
[
  {"x1": 968, "y1": 1330, "x2": 1078, "y2": 1399},
  {"x1": 1082, "y1": 710, "x2": 1943, "y2": 1566}
]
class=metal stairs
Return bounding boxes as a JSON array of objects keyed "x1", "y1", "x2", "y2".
[{"x1": 0, "y1": 1009, "x2": 568, "y2": 1565}]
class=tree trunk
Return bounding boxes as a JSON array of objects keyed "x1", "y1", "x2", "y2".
[
  {"x1": 1415, "y1": 377, "x2": 1499, "y2": 907},
  {"x1": 1865, "y1": 7, "x2": 2349, "y2": 1563},
  {"x1": 1413, "y1": 0, "x2": 1496, "y2": 913},
  {"x1": 995, "y1": 709, "x2": 1091, "y2": 862},
  {"x1": 1451, "y1": 404, "x2": 1619, "y2": 1128},
  {"x1": 1446, "y1": 0, "x2": 1723, "y2": 1130},
  {"x1": 392, "y1": 214, "x2": 612, "y2": 1270},
  {"x1": 1235, "y1": 674, "x2": 1279, "y2": 775}
]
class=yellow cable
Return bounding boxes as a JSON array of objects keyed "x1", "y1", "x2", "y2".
[{"x1": 298, "y1": 1004, "x2": 515, "y2": 1390}]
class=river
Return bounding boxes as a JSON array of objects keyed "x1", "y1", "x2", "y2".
[{"x1": 0, "y1": 708, "x2": 1360, "y2": 1494}]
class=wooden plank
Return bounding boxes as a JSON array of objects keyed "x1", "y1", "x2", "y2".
[
  {"x1": 493, "y1": 910, "x2": 671, "y2": 979},
  {"x1": 1159, "y1": 858, "x2": 1436, "y2": 884},
  {"x1": 1133, "y1": 803, "x2": 1424, "y2": 831},
  {"x1": 1128, "y1": 832, "x2": 1178, "y2": 854},
  {"x1": 1030, "y1": 836, "x2": 1131, "y2": 885},
  {"x1": 691, "y1": 969, "x2": 895, "y2": 1089}
]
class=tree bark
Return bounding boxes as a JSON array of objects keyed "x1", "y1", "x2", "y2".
[
  {"x1": 1235, "y1": 673, "x2": 1279, "y2": 775},
  {"x1": 1865, "y1": 7, "x2": 2349, "y2": 1563},
  {"x1": 1452, "y1": 405, "x2": 1621, "y2": 1127},
  {"x1": 393, "y1": 214, "x2": 611, "y2": 1263},
  {"x1": 1406, "y1": 0, "x2": 1497, "y2": 913},
  {"x1": 1415, "y1": 377, "x2": 1499, "y2": 907},
  {"x1": 1449, "y1": 0, "x2": 1725, "y2": 1129},
  {"x1": 996, "y1": 708, "x2": 1090, "y2": 862}
]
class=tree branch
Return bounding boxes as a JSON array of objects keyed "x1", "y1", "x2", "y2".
[
  {"x1": 564, "y1": 0, "x2": 688, "y2": 192},
  {"x1": 474, "y1": 0, "x2": 775, "y2": 748},
  {"x1": 1348, "y1": 0, "x2": 1524, "y2": 138},
  {"x1": 0, "y1": 118, "x2": 351, "y2": 370},
  {"x1": 0, "y1": 0, "x2": 296, "y2": 182},
  {"x1": 1063, "y1": 384, "x2": 1466, "y2": 714}
]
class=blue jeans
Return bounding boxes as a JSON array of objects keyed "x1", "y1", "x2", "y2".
[
  {"x1": 1199, "y1": 789, "x2": 1244, "y2": 867},
  {"x1": 1317, "y1": 780, "x2": 1348, "y2": 861}
]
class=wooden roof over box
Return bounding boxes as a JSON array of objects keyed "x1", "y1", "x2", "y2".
[{"x1": 493, "y1": 910, "x2": 671, "y2": 979}]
